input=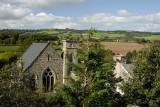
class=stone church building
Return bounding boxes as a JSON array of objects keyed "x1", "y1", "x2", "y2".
[{"x1": 19, "y1": 40, "x2": 77, "y2": 92}]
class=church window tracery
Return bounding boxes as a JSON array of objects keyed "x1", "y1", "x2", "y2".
[{"x1": 43, "y1": 68, "x2": 54, "y2": 92}]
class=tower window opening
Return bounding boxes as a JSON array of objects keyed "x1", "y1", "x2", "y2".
[{"x1": 67, "y1": 54, "x2": 73, "y2": 75}]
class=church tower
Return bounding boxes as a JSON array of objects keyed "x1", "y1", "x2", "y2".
[{"x1": 62, "y1": 40, "x2": 77, "y2": 84}]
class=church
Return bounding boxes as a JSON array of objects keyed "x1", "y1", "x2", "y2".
[{"x1": 19, "y1": 40, "x2": 77, "y2": 92}]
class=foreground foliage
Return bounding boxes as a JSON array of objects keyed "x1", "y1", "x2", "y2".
[
  {"x1": 61, "y1": 42, "x2": 125, "y2": 107},
  {"x1": 121, "y1": 41, "x2": 160, "y2": 106},
  {"x1": 0, "y1": 64, "x2": 46, "y2": 106},
  {"x1": 0, "y1": 52, "x2": 21, "y2": 69}
]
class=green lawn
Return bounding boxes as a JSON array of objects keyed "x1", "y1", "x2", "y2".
[
  {"x1": 33, "y1": 30, "x2": 127, "y2": 40},
  {"x1": 40, "y1": 30, "x2": 60, "y2": 34},
  {"x1": 100, "y1": 33, "x2": 125, "y2": 38},
  {"x1": 135, "y1": 35, "x2": 160, "y2": 41},
  {"x1": 0, "y1": 46, "x2": 20, "y2": 52},
  {"x1": 88, "y1": 32, "x2": 125, "y2": 39},
  {"x1": 0, "y1": 53, "x2": 3, "y2": 59}
]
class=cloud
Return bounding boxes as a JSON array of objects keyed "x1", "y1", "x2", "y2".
[
  {"x1": 137, "y1": 24, "x2": 160, "y2": 32},
  {"x1": 23, "y1": 13, "x2": 72, "y2": 26},
  {"x1": 0, "y1": 4, "x2": 31, "y2": 20},
  {"x1": 53, "y1": 22, "x2": 81, "y2": 29},
  {"x1": 78, "y1": 13, "x2": 126, "y2": 25},
  {"x1": 0, "y1": 0, "x2": 85, "y2": 9},
  {"x1": 1, "y1": 3, "x2": 160, "y2": 32},
  {"x1": 117, "y1": 10, "x2": 138, "y2": 16},
  {"x1": 78, "y1": 11, "x2": 160, "y2": 25},
  {"x1": 75, "y1": 11, "x2": 160, "y2": 31},
  {"x1": 0, "y1": 12, "x2": 73, "y2": 29}
]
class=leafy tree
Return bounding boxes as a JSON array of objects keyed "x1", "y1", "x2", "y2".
[
  {"x1": 126, "y1": 50, "x2": 137, "y2": 63},
  {"x1": 43, "y1": 87, "x2": 66, "y2": 107},
  {"x1": 18, "y1": 38, "x2": 34, "y2": 52},
  {"x1": 16, "y1": 38, "x2": 23, "y2": 45},
  {"x1": 86, "y1": 28, "x2": 97, "y2": 41},
  {"x1": 131, "y1": 50, "x2": 137, "y2": 58},
  {"x1": 61, "y1": 42, "x2": 125, "y2": 107},
  {"x1": 126, "y1": 52, "x2": 132, "y2": 60},
  {"x1": 0, "y1": 39, "x2": 2, "y2": 44},
  {"x1": 0, "y1": 63, "x2": 45, "y2": 106},
  {"x1": 10, "y1": 37, "x2": 16, "y2": 44},
  {"x1": 121, "y1": 41, "x2": 160, "y2": 106},
  {"x1": 0, "y1": 52, "x2": 21, "y2": 69}
]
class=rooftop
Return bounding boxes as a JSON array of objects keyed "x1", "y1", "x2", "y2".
[{"x1": 22, "y1": 43, "x2": 48, "y2": 71}]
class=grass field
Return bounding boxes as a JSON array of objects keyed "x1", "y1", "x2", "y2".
[
  {"x1": 0, "y1": 46, "x2": 20, "y2": 52},
  {"x1": 135, "y1": 35, "x2": 160, "y2": 40},
  {"x1": 40, "y1": 30, "x2": 60, "y2": 34},
  {"x1": 0, "y1": 53, "x2": 3, "y2": 59},
  {"x1": 81, "y1": 32, "x2": 125, "y2": 39},
  {"x1": 22, "y1": 29, "x2": 160, "y2": 41},
  {"x1": 92, "y1": 32, "x2": 125, "y2": 39},
  {"x1": 38, "y1": 30, "x2": 126, "y2": 40}
]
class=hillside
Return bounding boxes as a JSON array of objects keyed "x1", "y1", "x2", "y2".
[{"x1": 1, "y1": 29, "x2": 160, "y2": 42}]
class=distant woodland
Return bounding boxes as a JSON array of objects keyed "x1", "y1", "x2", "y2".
[{"x1": 0, "y1": 29, "x2": 160, "y2": 45}]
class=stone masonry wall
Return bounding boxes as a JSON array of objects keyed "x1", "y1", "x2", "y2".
[{"x1": 27, "y1": 44, "x2": 63, "y2": 91}]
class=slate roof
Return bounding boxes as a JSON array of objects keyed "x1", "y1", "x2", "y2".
[
  {"x1": 22, "y1": 43, "x2": 48, "y2": 71},
  {"x1": 121, "y1": 63, "x2": 133, "y2": 78},
  {"x1": 122, "y1": 64, "x2": 133, "y2": 73}
]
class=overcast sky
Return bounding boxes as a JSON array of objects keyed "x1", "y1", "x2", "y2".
[{"x1": 1, "y1": 0, "x2": 160, "y2": 31}]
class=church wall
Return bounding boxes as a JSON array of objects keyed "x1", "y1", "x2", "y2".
[{"x1": 27, "y1": 44, "x2": 63, "y2": 91}]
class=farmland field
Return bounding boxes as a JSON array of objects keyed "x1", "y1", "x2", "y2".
[
  {"x1": 82, "y1": 32, "x2": 125, "y2": 39},
  {"x1": 0, "y1": 46, "x2": 20, "y2": 52},
  {"x1": 101, "y1": 42, "x2": 146, "y2": 55},
  {"x1": 135, "y1": 35, "x2": 160, "y2": 40},
  {"x1": 96, "y1": 32, "x2": 125, "y2": 38},
  {"x1": 0, "y1": 53, "x2": 3, "y2": 59},
  {"x1": 37, "y1": 29, "x2": 126, "y2": 40},
  {"x1": 40, "y1": 30, "x2": 60, "y2": 34}
]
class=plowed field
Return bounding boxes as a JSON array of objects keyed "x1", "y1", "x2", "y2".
[{"x1": 101, "y1": 42, "x2": 146, "y2": 55}]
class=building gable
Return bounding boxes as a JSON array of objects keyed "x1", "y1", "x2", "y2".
[
  {"x1": 21, "y1": 43, "x2": 63, "y2": 91},
  {"x1": 20, "y1": 40, "x2": 77, "y2": 91},
  {"x1": 22, "y1": 43, "x2": 48, "y2": 71}
]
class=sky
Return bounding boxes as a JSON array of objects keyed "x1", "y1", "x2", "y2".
[{"x1": 0, "y1": 0, "x2": 160, "y2": 31}]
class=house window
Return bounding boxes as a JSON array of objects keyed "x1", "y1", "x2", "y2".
[{"x1": 43, "y1": 68, "x2": 54, "y2": 92}]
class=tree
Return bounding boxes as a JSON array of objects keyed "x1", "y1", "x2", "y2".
[
  {"x1": 10, "y1": 37, "x2": 16, "y2": 44},
  {"x1": 61, "y1": 42, "x2": 125, "y2": 107},
  {"x1": 0, "y1": 63, "x2": 45, "y2": 106},
  {"x1": 132, "y1": 50, "x2": 137, "y2": 58},
  {"x1": 86, "y1": 28, "x2": 97, "y2": 41},
  {"x1": 125, "y1": 50, "x2": 137, "y2": 63},
  {"x1": 126, "y1": 52, "x2": 132, "y2": 60},
  {"x1": 0, "y1": 52, "x2": 21, "y2": 69},
  {"x1": 121, "y1": 41, "x2": 160, "y2": 106},
  {"x1": 18, "y1": 38, "x2": 34, "y2": 52}
]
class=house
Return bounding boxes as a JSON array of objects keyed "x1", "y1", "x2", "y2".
[
  {"x1": 114, "y1": 55, "x2": 133, "y2": 95},
  {"x1": 19, "y1": 40, "x2": 77, "y2": 92}
]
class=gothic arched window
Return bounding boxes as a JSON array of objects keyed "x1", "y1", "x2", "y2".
[{"x1": 43, "y1": 68, "x2": 54, "y2": 92}]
